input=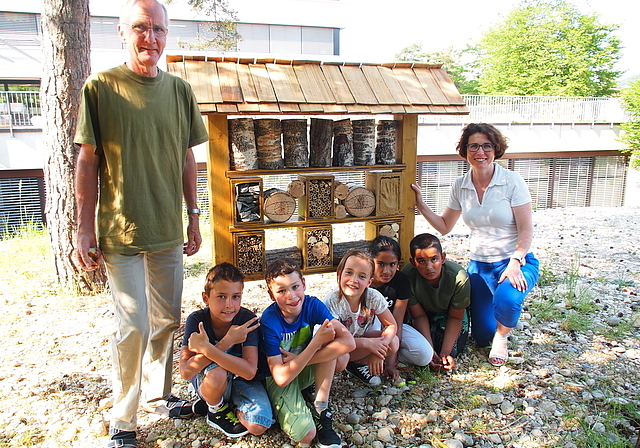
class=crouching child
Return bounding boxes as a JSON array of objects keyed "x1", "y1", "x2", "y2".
[
  {"x1": 179, "y1": 263, "x2": 274, "y2": 438},
  {"x1": 260, "y1": 258, "x2": 356, "y2": 448}
]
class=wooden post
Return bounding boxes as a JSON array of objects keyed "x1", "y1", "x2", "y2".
[
  {"x1": 207, "y1": 114, "x2": 233, "y2": 266},
  {"x1": 398, "y1": 114, "x2": 417, "y2": 266}
]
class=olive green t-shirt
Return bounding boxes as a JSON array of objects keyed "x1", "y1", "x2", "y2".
[
  {"x1": 74, "y1": 65, "x2": 209, "y2": 254},
  {"x1": 402, "y1": 260, "x2": 470, "y2": 314}
]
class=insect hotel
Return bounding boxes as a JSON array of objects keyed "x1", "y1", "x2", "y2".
[{"x1": 168, "y1": 57, "x2": 468, "y2": 279}]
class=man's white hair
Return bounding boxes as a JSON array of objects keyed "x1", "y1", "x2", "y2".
[{"x1": 120, "y1": 0, "x2": 169, "y2": 26}]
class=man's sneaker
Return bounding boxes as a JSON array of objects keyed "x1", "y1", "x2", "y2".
[
  {"x1": 206, "y1": 403, "x2": 249, "y2": 438},
  {"x1": 346, "y1": 362, "x2": 381, "y2": 386},
  {"x1": 106, "y1": 429, "x2": 137, "y2": 448},
  {"x1": 143, "y1": 394, "x2": 194, "y2": 418},
  {"x1": 313, "y1": 408, "x2": 342, "y2": 448}
]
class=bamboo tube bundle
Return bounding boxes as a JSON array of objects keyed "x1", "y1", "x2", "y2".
[
  {"x1": 255, "y1": 119, "x2": 284, "y2": 169},
  {"x1": 263, "y1": 188, "x2": 296, "y2": 223},
  {"x1": 332, "y1": 119, "x2": 354, "y2": 167},
  {"x1": 375, "y1": 120, "x2": 398, "y2": 165},
  {"x1": 228, "y1": 118, "x2": 258, "y2": 170},
  {"x1": 352, "y1": 119, "x2": 376, "y2": 166},
  {"x1": 282, "y1": 119, "x2": 309, "y2": 168},
  {"x1": 309, "y1": 118, "x2": 333, "y2": 167}
]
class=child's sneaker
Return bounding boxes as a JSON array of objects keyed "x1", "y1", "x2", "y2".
[
  {"x1": 301, "y1": 383, "x2": 316, "y2": 404},
  {"x1": 346, "y1": 362, "x2": 381, "y2": 386},
  {"x1": 206, "y1": 403, "x2": 249, "y2": 438},
  {"x1": 313, "y1": 408, "x2": 341, "y2": 448}
]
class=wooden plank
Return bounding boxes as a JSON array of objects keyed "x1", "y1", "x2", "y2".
[
  {"x1": 207, "y1": 114, "x2": 233, "y2": 265},
  {"x1": 392, "y1": 67, "x2": 432, "y2": 104},
  {"x1": 389, "y1": 105, "x2": 406, "y2": 114},
  {"x1": 404, "y1": 105, "x2": 433, "y2": 114},
  {"x1": 184, "y1": 60, "x2": 220, "y2": 104},
  {"x1": 197, "y1": 103, "x2": 217, "y2": 113},
  {"x1": 217, "y1": 104, "x2": 239, "y2": 113},
  {"x1": 346, "y1": 104, "x2": 373, "y2": 113},
  {"x1": 280, "y1": 103, "x2": 301, "y2": 113},
  {"x1": 258, "y1": 103, "x2": 281, "y2": 113},
  {"x1": 432, "y1": 69, "x2": 466, "y2": 105},
  {"x1": 235, "y1": 63, "x2": 259, "y2": 103},
  {"x1": 217, "y1": 62, "x2": 244, "y2": 103},
  {"x1": 413, "y1": 67, "x2": 449, "y2": 105},
  {"x1": 299, "y1": 103, "x2": 326, "y2": 113},
  {"x1": 266, "y1": 64, "x2": 306, "y2": 103},
  {"x1": 339, "y1": 65, "x2": 378, "y2": 104},
  {"x1": 376, "y1": 66, "x2": 411, "y2": 104},
  {"x1": 320, "y1": 64, "x2": 356, "y2": 104},
  {"x1": 249, "y1": 64, "x2": 278, "y2": 103},
  {"x1": 237, "y1": 103, "x2": 261, "y2": 113},
  {"x1": 293, "y1": 64, "x2": 335, "y2": 103},
  {"x1": 322, "y1": 104, "x2": 348, "y2": 114},
  {"x1": 368, "y1": 104, "x2": 394, "y2": 114},
  {"x1": 361, "y1": 65, "x2": 396, "y2": 104},
  {"x1": 397, "y1": 114, "x2": 417, "y2": 263}
]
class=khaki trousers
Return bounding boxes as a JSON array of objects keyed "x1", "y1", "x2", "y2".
[{"x1": 103, "y1": 245, "x2": 183, "y2": 431}]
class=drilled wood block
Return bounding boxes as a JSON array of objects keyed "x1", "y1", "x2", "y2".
[
  {"x1": 366, "y1": 171, "x2": 402, "y2": 216},
  {"x1": 297, "y1": 225, "x2": 333, "y2": 271},
  {"x1": 233, "y1": 231, "x2": 266, "y2": 275},
  {"x1": 231, "y1": 178, "x2": 262, "y2": 224},
  {"x1": 298, "y1": 174, "x2": 335, "y2": 220}
]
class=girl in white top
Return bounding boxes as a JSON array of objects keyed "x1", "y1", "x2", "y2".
[
  {"x1": 324, "y1": 249, "x2": 399, "y2": 386},
  {"x1": 412, "y1": 123, "x2": 539, "y2": 367}
]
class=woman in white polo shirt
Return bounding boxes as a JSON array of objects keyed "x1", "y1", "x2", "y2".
[{"x1": 412, "y1": 123, "x2": 539, "y2": 367}]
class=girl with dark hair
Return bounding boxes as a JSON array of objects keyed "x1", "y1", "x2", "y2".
[{"x1": 369, "y1": 236, "x2": 433, "y2": 378}]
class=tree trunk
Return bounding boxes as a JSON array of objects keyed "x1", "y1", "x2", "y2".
[{"x1": 41, "y1": 0, "x2": 107, "y2": 293}]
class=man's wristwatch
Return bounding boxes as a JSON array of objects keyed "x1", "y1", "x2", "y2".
[
  {"x1": 186, "y1": 208, "x2": 201, "y2": 215},
  {"x1": 511, "y1": 256, "x2": 526, "y2": 267}
]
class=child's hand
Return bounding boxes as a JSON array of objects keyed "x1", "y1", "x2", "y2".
[
  {"x1": 429, "y1": 352, "x2": 444, "y2": 372},
  {"x1": 368, "y1": 356, "x2": 384, "y2": 377},
  {"x1": 441, "y1": 354, "x2": 455, "y2": 371},
  {"x1": 279, "y1": 348, "x2": 296, "y2": 364},
  {"x1": 313, "y1": 319, "x2": 336, "y2": 346},
  {"x1": 384, "y1": 363, "x2": 400, "y2": 382},
  {"x1": 367, "y1": 336, "x2": 390, "y2": 359},
  {"x1": 188, "y1": 322, "x2": 210, "y2": 354},
  {"x1": 222, "y1": 317, "x2": 260, "y2": 347}
]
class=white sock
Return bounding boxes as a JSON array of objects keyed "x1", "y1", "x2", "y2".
[{"x1": 207, "y1": 398, "x2": 224, "y2": 413}]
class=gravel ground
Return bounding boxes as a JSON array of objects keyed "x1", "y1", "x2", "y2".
[{"x1": 1, "y1": 206, "x2": 639, "y2": 448}]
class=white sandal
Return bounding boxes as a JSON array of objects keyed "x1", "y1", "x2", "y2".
[{"x1": 489, "y1": 332, "x2": 509, "y2": 367}]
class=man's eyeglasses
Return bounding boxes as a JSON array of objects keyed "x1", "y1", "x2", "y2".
[
  {"x1": 466, "y1": 143, "x2": 494, "y2": 152},
  {"x1": 123, "y1": 23, "x2": 168, "y2": 37}
]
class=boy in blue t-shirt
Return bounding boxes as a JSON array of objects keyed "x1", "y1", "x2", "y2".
[
  {"x1": 260, "y1": 258, "x2": 355, "y2": 448},
  {"x1": 180, "y1": 263, "x2": 274, "y2": 438}
]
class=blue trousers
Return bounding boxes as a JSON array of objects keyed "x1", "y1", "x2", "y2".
[{"x1": 468, "y1": 253, "x2": 539, "y2": 347}]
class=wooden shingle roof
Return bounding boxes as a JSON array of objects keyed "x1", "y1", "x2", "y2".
[{"x1": 166, "y1": 56, "x2": 469, "y2": 115}]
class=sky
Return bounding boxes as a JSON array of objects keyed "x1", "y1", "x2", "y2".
[
  {"x1": 81, "y1": 0, "x2": 640, "y2": 79},
  {"x1": 335, "y1": 0, "x2": 640, "y2": 79}
]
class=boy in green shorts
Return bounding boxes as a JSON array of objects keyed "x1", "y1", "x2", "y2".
[
  {"x1": 402, "y1": 233, "x2": 471, "y2": 371},
  {"x1": 259, "y1": 258, "x2": 355, "y2": 448}
]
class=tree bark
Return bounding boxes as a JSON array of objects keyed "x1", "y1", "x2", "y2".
[{"x1": 41, "y1": 0, "x2": 107, "y2": 292}]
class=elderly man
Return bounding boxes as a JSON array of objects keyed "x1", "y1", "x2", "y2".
[{"x1": 74, "y1": 0, "x2": 209, "y2": 446}]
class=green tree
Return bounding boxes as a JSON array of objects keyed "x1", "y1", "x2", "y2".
[
  {"x1": 620, "y1": 78, "x2": 640, "y2": 169},
  {"x1": 395, "y1": 44, "x2": 479, "y2": 95},
  {"x1": 475, "y1": 0, "x2": 622, "y2": 96},
  {"x1": 170, "y1": 0, "x2": 240, "y2": 51}
]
